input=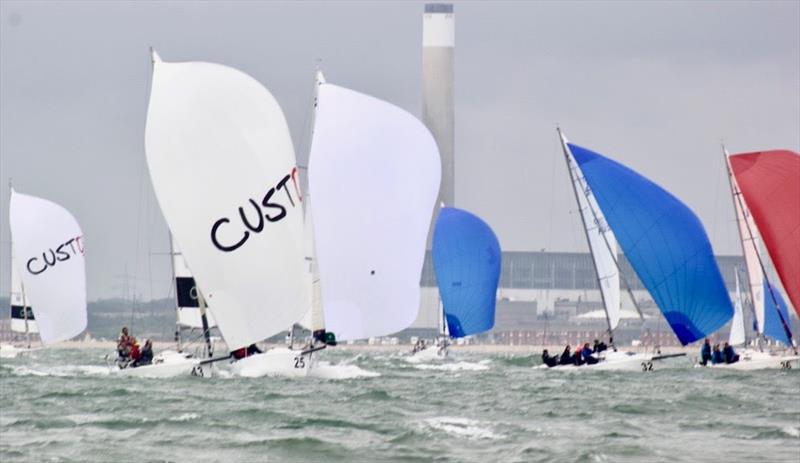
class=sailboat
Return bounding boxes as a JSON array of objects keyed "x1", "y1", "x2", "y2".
[
  {"x1": 2, "y1": 189, "x2": 87, "y2": 357},
  {"x1": 108, "y1": 235, "x2": 217, "y2": 378},
  {"x1": 409, "y1": 206, "x2": 501, "y2": 360},
  {"x1": 707, "y1": 148, "x2": 800, "y2": 370},
  {"x1": 551, "y1": 131, "x2": 732, "y2": 370},
  {"x1": 0, "y1": 244, "x2": 40, "y2": 358},
  {"x1": 144, "y1": 50, "x2": 313, "y2": 378},
  {"x1": 308, "y1": 75, "x2": 441, "y2": 348}
]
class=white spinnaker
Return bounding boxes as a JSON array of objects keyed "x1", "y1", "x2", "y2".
[
  {"x1": 309, "y1": 84, "x2": 440, "y2": 341},
  {"x1": 145, "y1": 52, "x2": 308, "y2": 350},
  {"x1": 298, "y1": 195, "x2": 324, "y2": 332},
  {"x1": 10, "y1": 247, "x2": 39, "y2": 334},
  {"x1": 729, "y1": 270, "x2": 746, "y2": 346},
  {"x1": 170, "y1": 234, "x2": 217, "y2": 329},
  {"x1": 725, "y1": 153, "x2": 765, "y2": 334},
  {"x1": 562, "y1": 134, "x2": 621, "y2": 330},
  {"x1": 9, "y1": 190, "x2": 86, "y2": 344}
]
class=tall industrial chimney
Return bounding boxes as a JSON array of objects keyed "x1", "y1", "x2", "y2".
[{"x1": 422, "y1": 3, "x2": 455, "y2": 207}]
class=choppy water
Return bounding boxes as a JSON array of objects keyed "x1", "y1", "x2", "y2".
[{"x1": 1, "y1": 348, "x2": 799, "y2": 462}]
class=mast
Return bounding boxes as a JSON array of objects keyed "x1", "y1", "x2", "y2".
[
  {"x1": 197, "y1": 290, "x2": 214, "y2": 358},
  {"x1": 168, "y1": 232, "x2": 182, "y2": 352},
  {"x1": 723, "y1": 146, "x2": 796, "y2": 353},
  {"x1": 558, "y1": 129, "x2": 640, "y2": 349},
  {"x1": 22, "y1": 282, "x2": 30, "y2": 349}
]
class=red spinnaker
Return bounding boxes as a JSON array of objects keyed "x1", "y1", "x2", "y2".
[{"x1": 730, "y1": 150, "x2": 800, "y2": 317}]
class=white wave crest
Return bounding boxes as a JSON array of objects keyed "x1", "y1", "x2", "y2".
[{"x1": 422, "y1": 417, "x2": 505, "y2": 440}]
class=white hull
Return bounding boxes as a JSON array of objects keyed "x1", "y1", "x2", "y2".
[
  {"x1": 700, "y1": 351, "x2": 800, "y2": 371},
  {"x1": 110, "y1": 350, "x2": 200, "y2": 378},
  {"x1": 0, "y1": 343, "x2": 30, "y2": 359},
  {"x1": 406, "y1": 344, "x2": 449, "y2": 362},
  {"x1": 537, "y1": 351, "x2": 661, "y2": 372},
  {"x1": 229, "y1": 347, "x2": 316, "y2": 378}
]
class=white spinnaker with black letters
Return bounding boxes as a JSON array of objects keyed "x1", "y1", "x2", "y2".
[
  {"x1": 170, "y1": 234, "x2": 217, "y2": 329},
  {"x1": 145, "y1": 51, "x2": 308, "y2": 351},
  {"x1": 561, "y1": 132, "x2": 621, "y2": 330},
  {"x1": 308, "y1": 83, "x2": 441, "y2": 341},
  {"x1": 9, "y1": 190, "x2": 86, "y2": 344},
  {"x1": 10, "y1": 246, "x2": 39, "y2": 334}
]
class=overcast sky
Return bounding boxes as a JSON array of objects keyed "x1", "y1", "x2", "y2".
[{"x1": 1, "y1": 1, "x2": 798, "y2": 301}]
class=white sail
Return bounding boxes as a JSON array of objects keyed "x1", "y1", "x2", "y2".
[
  {"x1": 145, "y1": 51, "x2": 308, "y2": 350},
  {"x1": 298, "y1": 195, "x2": 324, "y2": 332},
  {"x1": 724, "y1": 151, "x2": 765, "y2": 334},
  {"x1": 308, "y1": 83, "x2": 441, "y2": 341},
  {"x1": 729, "y1": 269, "x2": 746, "y2": 346},
  {"x1": 170, "y1": 234, "x2": 217, "y2": 329},
  {"x1": 9, "y1": 190, "x2": 86, "y2": 344},
  {"x1": 561, "y1": 132, "x2": 621, "y2": 330},
  {"x1": 10, "y1": 247, "x2": 39, "y2": 334}
]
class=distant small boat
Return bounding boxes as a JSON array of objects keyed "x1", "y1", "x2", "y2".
[
  {"x1": 2, "y1": 189, "x2": 87, "y2": 358},
  {"x1": 410, "y1": 206, "x2": 501, "y2": 360},
  {"x1": 1, "y1": 224, "x2": 40, "y2": 358}
]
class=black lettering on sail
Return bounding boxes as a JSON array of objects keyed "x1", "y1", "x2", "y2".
[
  {"x1": 11, "y1": 305, "x2": 35, "y2": 320},
  {"x1": 276, "y1": 174, "x2": 295, "y2": 207},
  {"x1": 239, "y1": 199, "x2": 265, "y2": 232},
  {"x1": 43, "y1": 249, "x2": 57, "y2": 266},
  {"x1": 262, "y1": 187, "x2": 287, "y2": 222},
  {"x1": 27, "y1": 257, "x2": 46, "y2": 275},
  {"x1": 176, "y1": 277, "x2": 200, "y2": 308},
  {"x1": 211, "y1": 217, "x2": 249, "y2": 252},
  {"x1": 56, "y1": 243, "x2": 71, "y2": 261}
]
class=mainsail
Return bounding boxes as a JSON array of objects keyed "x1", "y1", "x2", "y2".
[
  {"x1": 728, "y1": 270, "x2": 746, "y2": 347},
  {"x1": 432, "y1": 207, "x2": 501, "y2": 338},
  {"x1": 9, "y1": 190, "x2": 87, "y2": 345},
  {"x1": 567, "y1": 143, "x2": 732, "y2": 345},
  {"x1": 559, "y1": 132, "x2": 621, "y2": 331},
  {"x1": 308, "y1": 83, "x2": 441, "y2": 341},
  {"x1": 170, "y1": 234, "x2": 217, "y2": 329},
  {"x1": 724, "y1": 152, "x2": 767, "y2": 335},
  {"x1": 10, "y1": 247, "x2": 39, "y2": 335},
  {"x1": 145, "y1": 51, "x2": 308, "y2": 350},
  {"x1": 729, "y1": 150, "x2": 800, "y2": 317}
]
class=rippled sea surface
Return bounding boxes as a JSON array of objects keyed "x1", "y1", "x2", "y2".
[{"x1": 1, "y1": 348, "x2": 799, "y2": 462}]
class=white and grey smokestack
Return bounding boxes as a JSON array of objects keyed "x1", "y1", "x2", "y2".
[{"x1": 422, "y1": 3, "x2": 455, "y2": 207}]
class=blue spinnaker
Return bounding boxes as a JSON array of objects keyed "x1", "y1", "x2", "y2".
[
  {"x1": 568, "y1": 143, "x2": 733, "y2": 345},
  {"x1": 432, "y1": 207, "x2": 501, "y2": 338},
  {"x1": 763, "y1": 280, "x2": 791, "y2": 345}
]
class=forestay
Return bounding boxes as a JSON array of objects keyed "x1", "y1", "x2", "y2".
[
  {"x1": 730, "y1": 150, "x2": 800, "y2": 317},
  {"x1": 308, "y1": 83, "x2": 440, "y2": 341},
  {"x1": 432, "y1": 207, "x2": 501, "y2": 338},
  {"x1": 9, "y1": 190, "x2": 87, "y2": 344},
  {"x1": 170, "y1": 235, "x2": 216, "y2": 329},
  {"x1": 561, "y1": 133, "x2": 621, "y2": 330},
  {"x1": 145, "y1": 51, "x2": 308, "y2": 350},
  {"x1": 568, "y1": 143, "x2": 732, "y2": 345},
  {"x1": 763, "y1": 280, "x2": 791, "y2": 345}
]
